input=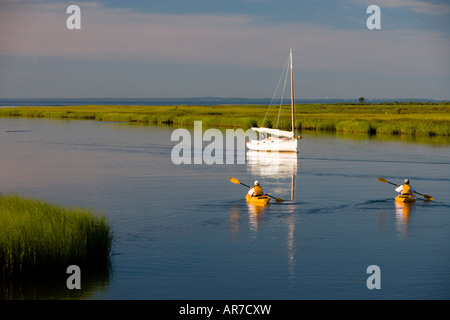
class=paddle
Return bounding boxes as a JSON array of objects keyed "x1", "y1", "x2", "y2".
[
  {"x1": 229, "y1": 177, "x2": 284, "y2": 202},
  {"x1": 377, "y1": 177, "x2": 433, "y2": 201}
]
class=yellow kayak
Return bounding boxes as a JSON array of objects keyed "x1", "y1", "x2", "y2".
[
  {"x1": 246, "y1": 194, "x2": 271, "y2": 205},
  {"x1": 395, "y1": 193, "x2": 416, "y2": 203}
]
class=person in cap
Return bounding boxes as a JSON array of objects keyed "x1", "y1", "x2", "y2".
[
  {"x1": 248, "y1": 180, "x2": 266, "y2": 197},
  {"x1": 395, "y1": 179, "x2": 415, "y2": 195}
]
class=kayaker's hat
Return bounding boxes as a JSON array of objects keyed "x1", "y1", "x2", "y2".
[
  {"x1": 254, "y1": 180, "x2": 260, "y2": 186},
  {"x1": 404, "y1": 179, "x2": 410, "y2": 184}
]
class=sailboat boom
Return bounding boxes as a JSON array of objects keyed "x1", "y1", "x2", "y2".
[{"x1": 251, "y1": 127, "x2": 294, "y2": 138}]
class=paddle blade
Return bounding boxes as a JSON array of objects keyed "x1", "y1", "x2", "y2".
[
  {"x1": 275, "y1": 198, "x2": 284, "y2": 203},
  {"x1": 229, "y1": 177, "x2": 241, "y2": 184},
  {"x1": 377, "y1": 177, "x2": 388, "y2": 183},
  {"x1": 423, "y1": 194, "x2": 433, "y2": 201}
]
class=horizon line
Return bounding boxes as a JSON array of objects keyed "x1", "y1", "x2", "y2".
[{"x1": 0, "y1": 97, "x2": 448, "y2": 101}]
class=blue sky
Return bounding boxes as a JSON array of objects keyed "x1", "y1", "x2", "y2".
[{"x1": 0, "y1": 0, "x2": 449, "y2": 99}]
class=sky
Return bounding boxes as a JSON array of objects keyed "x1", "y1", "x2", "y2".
[{"x1": 0, "y1": 0, "x2": 449, "y2": 100}]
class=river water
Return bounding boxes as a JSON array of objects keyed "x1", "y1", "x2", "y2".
[{"x1": 0, "y1": 118, "x2": 449, "y2": 300}]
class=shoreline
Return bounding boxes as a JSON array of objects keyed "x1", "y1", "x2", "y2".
[{"x1": 0, "y1": 102, "x2": 449, "y2": 137}]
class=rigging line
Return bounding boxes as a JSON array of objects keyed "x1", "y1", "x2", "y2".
[
  {"x1": 262, "y1": 55, "x2": 291, "y2": 128},
  {"x1": 275, "y1": 58, "x2": 290, "y2": 129}
]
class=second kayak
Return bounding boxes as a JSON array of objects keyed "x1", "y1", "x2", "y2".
[
  {"x1": 246, "y1": 194, "x2": 271, "y2": 205},
  {"x1": 395, "y1": 193, "x2": 416, "y2": 203}
]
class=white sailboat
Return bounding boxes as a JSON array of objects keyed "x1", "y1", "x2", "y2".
[{"x1": 246, "y1": 49, "x2": 300, "y2": 153}]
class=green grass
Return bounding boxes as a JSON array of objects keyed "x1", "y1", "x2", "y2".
[
  {"x1": 0, "y1": 102, "x2": 449, "y2": 137},
  {"x1": 0, "y1": 194, "x2": 112, "y2": 279}
]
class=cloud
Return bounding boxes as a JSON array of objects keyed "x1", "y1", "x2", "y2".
[
  {"x1": 0, "y1": 1, "x2": 448, "y2": 76},
  {"x1": 389, "y1": 0, "x2": 450, "y2": 15},
  {"x1": 351, "y1": 0, "x2": 450, "y2": 16}
]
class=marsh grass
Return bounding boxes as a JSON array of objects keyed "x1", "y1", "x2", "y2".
[
  {"x1": 0, "y1": 102, "x2": 449, "y2": 137},
  {"x1": 0, "y1": 194, "x2": 112, "y2": 279},
  {"x1": 335, "y1": 120, "x2": 372, "y2": 133}
]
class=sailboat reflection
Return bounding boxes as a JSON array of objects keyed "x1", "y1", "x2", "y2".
[
  {"x1": 246, "y1": 150, "x2": 299, "y2": 284},
  {"x1": 246, "y1": 151, "x2": 298, "y2": 178},
  {"x1": 395, "y1": 202, "x2": 415, "y2": 238},
  {"x1": 229, "y1": 151, "x2": 299, "y2": 283},
  {"x1": 246, "y1": 151, "x2": 299, "y2": 201}
]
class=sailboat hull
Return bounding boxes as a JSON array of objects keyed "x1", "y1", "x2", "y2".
[{"x1": 246, "y1": 138, "x2": 298, "y2": 152}]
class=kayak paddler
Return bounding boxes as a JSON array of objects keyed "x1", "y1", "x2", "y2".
[
  {"x1": 248, "y1": 180, "x2": 266, "y2": 197},
  {"x1": 395, "y1": 179, "x2": 415, "y2": 195}
]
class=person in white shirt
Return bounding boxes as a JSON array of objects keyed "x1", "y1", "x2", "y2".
[
  {"x1": 248, "y1": 180, "x2": 266, "y2": 197},
  {"x1": 395, "y1": 179, "x2": 415, "y2": 195}
]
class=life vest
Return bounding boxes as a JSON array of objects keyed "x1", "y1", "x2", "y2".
[
  {"x1": 253, "y1": 185, "x2": 263, "y2": 196},
  {"x1": 402, "y1": 184, "x2": 412, "y2": 195}
]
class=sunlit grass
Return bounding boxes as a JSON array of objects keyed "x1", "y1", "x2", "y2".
[
  {"x1": 0, "y1": 102, "x2": 449, "y2": 136},
  {"x1": 0, "y1": 194, "x2": 112, "y2": 279}
]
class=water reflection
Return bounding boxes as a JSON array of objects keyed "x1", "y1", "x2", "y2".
[
  {"x1": 395, "y1": 202, "x2": 415, "y2": 238},
  {"x1": 246, "y1": 151, "x2": 299, "y2": 179},
  {"x1": 1, "y1": 268, "x2": 111, "y2": 300},
  {"x1": 287, "y1": 213, "x2": 296, "y2": 287},
  {"x1": 332, "y1": 130, "x2": 450, "y2": 145},
  {"x1": 246, "y1": 150, "x2": 299, "y2": 286},
  {"x1": 229, "y1": 206, "x2": 240, "y2": 235},
  {"x1": 229, "y1": 151, "x2": 299, "y2": 284},
  {"x1": 246, "y1": 203, "x2": 269, "y2": 232},
  {"x1": 246, "y1": 151, "x2": 299, "y2": 200}
]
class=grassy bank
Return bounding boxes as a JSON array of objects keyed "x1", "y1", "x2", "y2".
[
  {"x1": 295, "y1": 103, "x2": 450, "y2": 136},
  {"x1": 0, "y1": 194, "x2": 112, "y2": 278},
  {"x1": 0, "y1": 102, "x2": 449, "y2": 136}
]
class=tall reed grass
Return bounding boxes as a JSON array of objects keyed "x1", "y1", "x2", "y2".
[{"x1": 0, "y1": 194, "x2": 112, "y2": 279}]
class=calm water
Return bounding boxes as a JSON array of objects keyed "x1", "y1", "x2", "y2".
[{"x1": 1, "y1": 118, "x2": 449, "y2": 300}]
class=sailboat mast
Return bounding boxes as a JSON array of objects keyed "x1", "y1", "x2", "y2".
[{"x1": 290, "y1": 48, "x2": 295, "y2": 134}]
